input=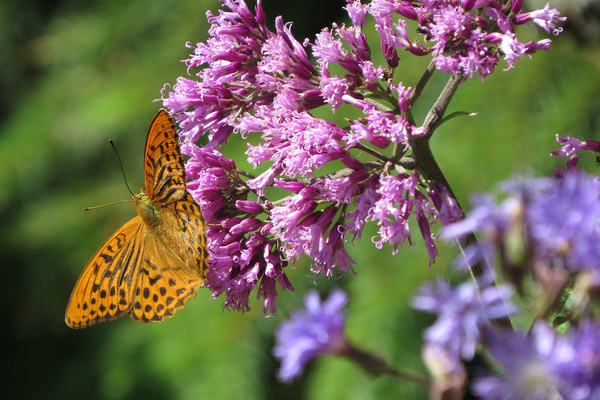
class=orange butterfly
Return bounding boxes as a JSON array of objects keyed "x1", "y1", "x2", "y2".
[{"x1": 65, "y1": 109, "x2": 208, "y2": 329}]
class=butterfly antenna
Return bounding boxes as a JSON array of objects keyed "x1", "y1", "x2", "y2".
[
  {"x1": 84, "y1": 200, "x2": 131, "y2": 211},
  {"x1": 109, "y1": 139, "x2": 135, "y2": 196}
]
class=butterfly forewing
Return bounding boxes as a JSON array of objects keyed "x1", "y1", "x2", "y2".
[
  {"x1": 65, "y1": 218, "x2": 144, "y2": 329},
  {"x1": 144, "y1": 110, "x2": 187, "y2": 205}
]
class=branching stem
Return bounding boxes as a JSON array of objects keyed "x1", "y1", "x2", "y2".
[{"x1": 411, "y1": 73, "x2": 513, "y2": 331}]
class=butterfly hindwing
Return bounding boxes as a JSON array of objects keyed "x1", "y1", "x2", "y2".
[
  {"x1": 128, "y1": 193, "x2": 209, "y2": 324},
  {"x1": 168, "y1": 193, "x2": 209, "y2": 278},
  {"x1": 129, "y1": 232, "x2": 203, "y2": 323}
]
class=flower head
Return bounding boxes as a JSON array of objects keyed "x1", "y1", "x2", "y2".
[
  {"x1": 411, "y1": 280, "x2": 515, "y2": 362},
  {"x1": 273, "y1": 289, "x2": 349, "y2": 382},
  {"x1": 558, "y1": 320, "x2": 600, "y2": 399},
  {"x1": 551, "y1": 134, "x2": 600, "y2": 158},
  {"x1": 473, "y1": 322, "x2": 570, "y2": 400},
  {"x1": 442, "y1": 173, "x2": 600, "y2": 283},
  {"x1": 473, "y1": 320, "x2": 600, "y2": 400}
]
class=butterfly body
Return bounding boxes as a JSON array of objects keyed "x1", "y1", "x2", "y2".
[
  {"x1": 65, "y1": 110, "x2": 208, "y2": 329},
  {"x1": 134, "y1": 192, "x2": 160, "y2": 226}
]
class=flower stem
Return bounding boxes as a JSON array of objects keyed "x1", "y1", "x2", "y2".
[
  {"x1": 410, "y1": 59, "x2": 437, "y2": 107},
  {"x1": 342, "y1": 342, "x2": 431, "y2": 389},
  {"x1": 411, "y1": 73, "x2": 513, "y2": 331},
  {"x1": 354, "y1": 143, "x2": 394, "y2": 162}
]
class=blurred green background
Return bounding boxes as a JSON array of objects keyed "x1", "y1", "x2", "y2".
[{"x1": 1, "y1": 0, "x2": 598, "y2": 399}]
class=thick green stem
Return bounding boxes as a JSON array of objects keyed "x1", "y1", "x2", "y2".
[
  {"x1": 393, "y1": 60, "x2": 438, "y2": 162},
  {"x1": 411, "y1": 73, "x2": 513, "y2": 331}
]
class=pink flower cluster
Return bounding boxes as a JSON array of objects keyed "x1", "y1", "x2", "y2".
[{"x1": 162, "y1": 0, "x2": 565, "y2": 313}]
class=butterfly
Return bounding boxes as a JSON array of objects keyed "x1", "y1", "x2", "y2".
[{"x1": 65, "y1": 109, "x2": 208, "y2": 329}]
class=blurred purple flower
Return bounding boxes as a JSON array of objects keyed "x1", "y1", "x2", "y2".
[
  {"x1": 411, "y1": 280, "x2": 515, "y2": 362},
  {"x1": 422, "y1": 343, "x2": 467, "y2": 399},
  {"x1": 273, "y1": 289, "x2": 349, "y2": 382},
  {"x1": 473, "y1": 320, "x2": 600, "y2": 400},
  {"x1": 442, "y1": 173, "x2": 600, "y2": 279},
  {"x1": 473, "y1": 322, "x2": 569, "y2": 400},
  {"x1": 558, "y1": 320, "x2": 600, "y2": 399},
  {"x1": 528, "y1": 174, "x2": 600, "y2": 272}
]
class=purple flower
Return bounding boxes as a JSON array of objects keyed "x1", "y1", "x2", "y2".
[
  {"x1": 491, "y1": 32, "x2": 529, "y2": 70},
  {"x1": 273, "y1": 289, "x2": 349, "y2": 382},
  {"x1": 552, "y1": 134, "x2": 600, "y2": 158},
  {"x1": 367, "y1": 0, "x2": 564, "y2": 80},
  {"x1": 345, "y1": 0, "x2": 367, "y2": 28},
  {"x1": 442, "y1": 173, "x2": 600, "y2": 281},
  {"x1": 515, "y1": 3, "x2": 567, "y2": 36},
  {"x1": 313, "y1": 28, "x2": 362, "y2": 75},
  {"x1": 371, "y1": 172, "x2": 442, "y2": 261},
  {"x1": 558, "y1": 320, "x2": 600, "y2": 399},
  {"x1": 240, "y1": 108, "x2": 348, "y2": 179},
  {"x1": 411, "y1": 280, "x2": 515, "y2": 362},
  {"x1": 345, "y1": 175, "x2": 379, "y2": 240},
  {"x1": 428, "y1": 183, "x2": 464, "y2": 226},
  {"x1": 473, "y1": 320, "x2": 600, "y2": 400},
  {"x1": 260, "y1": 17, "x2": 315, "y2": 81},
  {"x1": 184, "y1": 144, "x2": 295, "y2": 314},
  {"x1": 311, "y1": 223, "x2": 356, "y2": 277},
  {"x1": 473, "y1": 322, "x2": 570, "y2": 400},
  {"x1": 527, "y1": 174, "x2": 600, "y2": 273},
  {"x1": 320, "y1": 75, "x2": 351, "y2": 111},
  {"x1": 269, "y1": 187, "x2": 319, "y2": 262}
]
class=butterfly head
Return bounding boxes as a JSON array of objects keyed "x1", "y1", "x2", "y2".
[{"x1": 133, "y1": 192, "x2": 160, "y2": 226}]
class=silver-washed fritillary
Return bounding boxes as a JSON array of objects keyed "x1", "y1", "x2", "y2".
[{"x1": 65, "y1": 109, "x2": 208, "y2": 329}]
